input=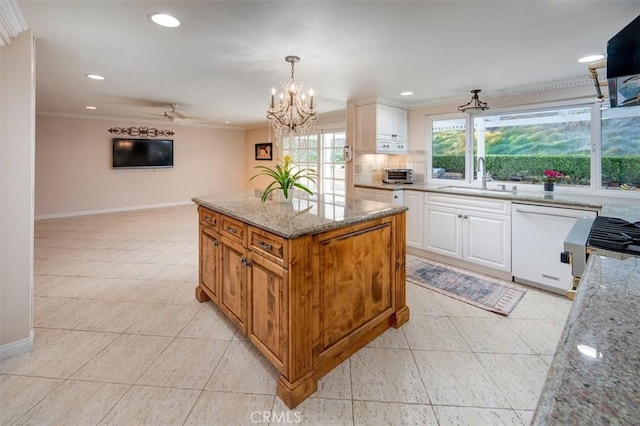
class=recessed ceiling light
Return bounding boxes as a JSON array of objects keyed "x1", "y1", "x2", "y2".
[
  {"x1": 85, "y1": 106, "x2": 97, "y2": 110},
  {"x1": 150, "y1": 13, "x2": 180, "y2": 28},
  {"x1": 578, "y1": 54, "x2": 604, "y2": 63},
  {"x1": 85, "y1": 74, "x2": 105, "y2": 80},
  {"x1": 400, "y1": 91, "x2": 414, "y2": 96},
  {"x1": 224, "y1": 121, "x2": 230, "y2": 124}
]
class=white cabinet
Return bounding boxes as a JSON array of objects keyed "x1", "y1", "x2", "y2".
[
  {"x1": 356, "y1": 104, "x2": 408, "y2": 153},
  {"x1": 403, "y1": 190, "x2": 424, "y2": 249},
  {"x1": 424, "y1": 194, "x2": 511, "y2": 272},
  {"x1": 424, "y1": 204, "x2": 462, "y2": 257},
  {"x1": 512, "y1": 204, "x2": 597, "y2": 294},
  {"x1": 354, "y1": 187, "x2": 403, "y2": 205}
]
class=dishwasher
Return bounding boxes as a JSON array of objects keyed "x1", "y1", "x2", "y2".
[{"x1": 511, "y1": 204, "x2": 597, "y2": 294}]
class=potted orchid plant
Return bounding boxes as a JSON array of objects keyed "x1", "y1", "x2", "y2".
[
  {"x1": 543, "y1": 169, "x2": 563, "y2": 191},
  {"x1": 250, "y1": 155, "x2": 317, "y2": 202}
]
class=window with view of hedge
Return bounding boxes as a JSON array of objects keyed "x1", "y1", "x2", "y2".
[{"x1": 428, "y1": 103, "x2": 640, "y2": 191}]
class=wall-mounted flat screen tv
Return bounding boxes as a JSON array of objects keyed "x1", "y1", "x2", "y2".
[{"x1": 112, "y1": 138, "x2": 174, "y2": 168}]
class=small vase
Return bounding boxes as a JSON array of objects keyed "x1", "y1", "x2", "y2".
[
  {"x1": 277, "y1": 189, "x2": 293, "y2": 203},
  {"x1": 543, "y1": 181, "x2": 555, "y2": 192}
]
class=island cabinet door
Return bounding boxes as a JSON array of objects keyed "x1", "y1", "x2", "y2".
[
  {"x1": 199, "y1": 226, "x2": 220, "y2": 303},
  {"x1": 247, "y1": 252, "x2": 288, "y2": 372},
  {"x1": 316, "y1": 218, "x2": 395, "y2": 358},
  {"x1": 219, "y1": 236, "x2": 248, "y2": 333}
]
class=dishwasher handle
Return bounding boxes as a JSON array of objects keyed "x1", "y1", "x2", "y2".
[{"x1": 514, "y1": 208, "x2": 587, "y2": 220}]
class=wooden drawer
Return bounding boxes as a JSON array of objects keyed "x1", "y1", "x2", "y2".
[
  {"x1": 220, "y1": 215, "x2": 247, "y2": 245},
  {"x1": 249, "y1": 227, "x2": 287, "y2": 266},
  {"x1": 199, "y1": 207, "x2": 219, "y2": 231}
]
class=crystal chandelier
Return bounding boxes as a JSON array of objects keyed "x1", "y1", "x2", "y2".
[
  {"x1": 458, "y1": 89, "x2": 489, "y2": 112},
  {"x1": 267, "y1": 56, "x2": 317, "y2": 142}
]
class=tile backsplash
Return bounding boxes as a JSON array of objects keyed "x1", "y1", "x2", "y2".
[{"x1": 354, "y1": 151, "x2": 427, "y2": 184}]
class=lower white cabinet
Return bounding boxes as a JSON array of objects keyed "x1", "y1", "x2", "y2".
[
  {"x1": 403, "y1": 190, "x2": 424, "y2": 249},
  {"x1": 424, "y1": 194, "x2": 511, "y2": 272},
  {"x1": 354, "y1": 187, "x2": 403, "y2": 205}
]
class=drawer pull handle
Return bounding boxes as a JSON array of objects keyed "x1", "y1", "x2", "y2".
[
  {"x1": 541, "y1": 274, "x2": 560, "y2": 281},
  {"x1": 226, "y1": 226, "x2": 237, "y2": 234},
  {"x1": 258, "y1": 240, "x2": 273, "y2": 251},
  {"x1": 204, "y1": 215, "x2": 213, "y2": 222}
]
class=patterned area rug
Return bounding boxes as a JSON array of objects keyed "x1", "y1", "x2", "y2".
[{"x1": 406, "y1": 258, "x2": 526, "y2": 316}]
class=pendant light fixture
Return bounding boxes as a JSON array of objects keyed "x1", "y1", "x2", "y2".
[
  {"x1": 267, "y1": 56, "x2": 318, "y2": 143},
  {"x1": 458, "y1": 89, "x2": 489, "y2": 112}
]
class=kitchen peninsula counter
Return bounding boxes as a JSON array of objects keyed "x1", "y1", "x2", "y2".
[
  {"x1": 192, "y1": 190, "x2": 409, "y2": 408},
  {"x1": 532, "y1": 250, "x2": 640, "y2": 424}
]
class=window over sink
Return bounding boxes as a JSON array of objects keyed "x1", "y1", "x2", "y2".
[{"x1": 428, "y1": 102, "x2": 640, "y2": 193}]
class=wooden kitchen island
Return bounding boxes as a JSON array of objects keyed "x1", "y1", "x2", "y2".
[{"x1": 192, "y1": 190, "x2": 409, "y2": 408}]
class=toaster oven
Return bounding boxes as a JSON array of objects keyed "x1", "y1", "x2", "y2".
[{"x1": 383, "y1": 169, "x2": 413, "y2": 184}]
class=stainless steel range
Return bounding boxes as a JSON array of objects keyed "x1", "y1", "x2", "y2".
[{"x1": 563, "y1": 216, "x2": 640, "y2": 296}]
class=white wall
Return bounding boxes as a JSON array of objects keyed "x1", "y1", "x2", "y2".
[
  {"x1": 407, "y1": 84, "x2": 596, "y2": 149},
  {"x1": 245, "y1": 126, "x2": 278, "y2": 191},
  {"x1": 35, "y1": 116, "x2": 246, "y2": 217},
  {"x1": 0, "y1": 31, "x2": 35, "y2": 358}
]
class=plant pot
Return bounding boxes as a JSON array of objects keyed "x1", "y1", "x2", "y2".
[
  {"x1": 277, "y1": 189, "x2": 293, "y2": 203},
  {"x1": 543, "y1": 182, "x2": 555, "y2": 192}
]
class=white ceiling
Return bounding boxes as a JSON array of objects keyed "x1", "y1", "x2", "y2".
[{"x1": 16, "y1": 0, "x2": 640, "y2": 128}]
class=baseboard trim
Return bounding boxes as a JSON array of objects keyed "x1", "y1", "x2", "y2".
[
  {"x1": 0, "y1": 329, "x2": 34, "y2": 360},
  {"x1": 407, "y1": 246, "x2": 513, "y2": 282},
  {"x1": 35, "y1": 200, "x2": 192, "y2": 220}
]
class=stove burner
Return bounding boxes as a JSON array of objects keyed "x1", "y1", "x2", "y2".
[{"x1": 588, "y1": 216, "x2": 640, "y2": 254}]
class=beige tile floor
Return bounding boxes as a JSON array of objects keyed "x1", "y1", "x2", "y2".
[{"x1": 0, "y1": 205, "x2": 572, "y2": 425}]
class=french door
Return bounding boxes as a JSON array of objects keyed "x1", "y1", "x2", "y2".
[{"x1": 283, "y1": 129, "x2": 347, "y2": 203}]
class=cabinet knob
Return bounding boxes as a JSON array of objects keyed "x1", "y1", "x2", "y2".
[
  {"x1": 457, "y1": 213, "x2": 462, "y2": 218},
  {"x1": 226, "y1": 226, "x2": 237, "y2": 234},
  {"x1": 463, "y1": 215, "x2": 468, "y2": 219},
  {"x1": 240, "y1": 257, "x2": 251, "y2": 267},
  {"x1": 213, "y1": 240, "x2": 219, "y2": 247}
]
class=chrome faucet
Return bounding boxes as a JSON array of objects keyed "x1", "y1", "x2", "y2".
[{"x1": 477, "y1": 156, "x2": 487, "y2": 189}]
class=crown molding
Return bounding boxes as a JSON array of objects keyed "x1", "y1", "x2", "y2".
[
  {"x1": 36, "y1": 111, "x2": 245, "y2": 131},
  {"x1": 0, "y1": 0, "x2": 28, "y2": 47},
  {"x1": 407, "y1": 77, "x2": 593, "y2": 110}
]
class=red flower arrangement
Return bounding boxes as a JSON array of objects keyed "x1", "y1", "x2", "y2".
[{"x1": 543, "y1": 169, "x2": 563, "y2": 182}]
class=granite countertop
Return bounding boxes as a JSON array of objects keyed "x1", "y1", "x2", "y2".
[
  {"x1": 193, "y1": 190, "x2": 407, "y2": 239},
  {"x1": 532, "y1": 250, "x2": 640, "y2": 425},
  {"x1": 355, "y1": 182, "x2": 640, "y2": 219}
]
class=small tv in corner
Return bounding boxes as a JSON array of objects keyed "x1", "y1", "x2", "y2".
[{"x1": 112, "y1": 138, "x2": 174, "y2": 168}]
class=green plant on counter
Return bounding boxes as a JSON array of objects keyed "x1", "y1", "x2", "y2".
[{"x1": 249, "y1": 155, "x2": 317, "y2": 202}]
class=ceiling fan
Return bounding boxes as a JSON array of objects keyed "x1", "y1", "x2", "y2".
[{"x1": 144, "y1": 104, "x2": 205, "y2": 122}]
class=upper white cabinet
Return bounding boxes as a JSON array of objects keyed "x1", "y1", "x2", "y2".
[
  {"x1": 424, "y1": 193, "x2": 511, "y2": 272},
  {"x1": 356, "y1": 103, "x2": 408, "y2": 153}
]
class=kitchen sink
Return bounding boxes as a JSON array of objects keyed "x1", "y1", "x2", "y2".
[{"x1": 439, "y1": 185, "x2": 517, "y2": 195}]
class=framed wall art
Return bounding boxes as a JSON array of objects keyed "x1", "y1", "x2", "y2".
[{"x1": 255, "y1": 142, "x2": 273, "y2": 161}]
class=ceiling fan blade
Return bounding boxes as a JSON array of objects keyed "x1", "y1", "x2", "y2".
[{"x1": 165, "y1": 110, "x2": 186, "y2": 120}]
